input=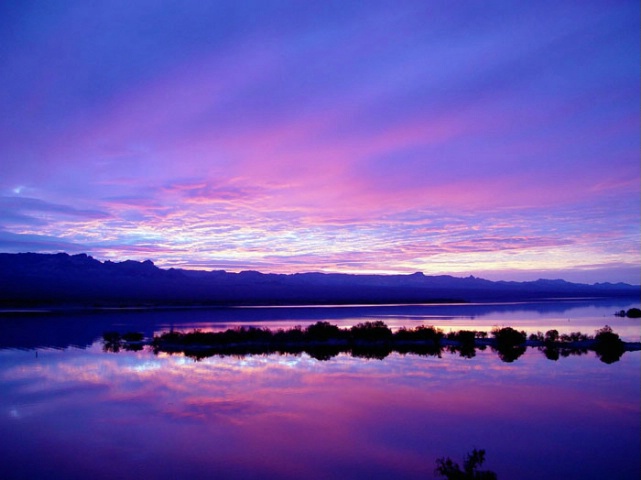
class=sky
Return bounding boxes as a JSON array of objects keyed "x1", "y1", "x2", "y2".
[{"x1": 0, "y1": 1, "x2": 639, "y2": 284}]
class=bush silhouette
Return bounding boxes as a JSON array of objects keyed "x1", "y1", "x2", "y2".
[
  {"x1": 491, "y1": 327, "x2": 527, "y2": 362},
  {"x1": 305, "y1": 321, "x2": 344, "y2": 341},
  {"x1": 544, "y1": 329, "x2": 559, "y2": 344},
  {"x1": 394, "y1": 325, "x2": 443, "y2": 343},
  {"x1": 446, "y1": 330, "x2": 477, "y2": 358},
  {"x1": 528, "y1": 332, "x2": 544, "y2": 342},
  {"x1": 594, "y1": 325, "x2": 621, "y2": 345},
  {"x1": 350, "y1": 321, "x2": 392, "y2": 342},
  {"x1": 593, "y1": 325, "x2": 625, "y2": 364},
  {"x1": 626, "y1": 308, "x2": 641, "y2": 318},
  {"x1": 492, "y1": 327, "x2": 526, "y2": 347}
]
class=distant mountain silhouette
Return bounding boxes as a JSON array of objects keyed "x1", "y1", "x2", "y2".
[{"x1": 0, "y1": 252, "x2": 638, "y2": 308}]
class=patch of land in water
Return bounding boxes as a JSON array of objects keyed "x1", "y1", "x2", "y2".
[{"x1": 103, "y1": 321, "x2": 641, "y2": 364}]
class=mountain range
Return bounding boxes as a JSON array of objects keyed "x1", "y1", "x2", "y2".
[{"x1": 0, "y1": 252, "x2": 638, "y2": 308}]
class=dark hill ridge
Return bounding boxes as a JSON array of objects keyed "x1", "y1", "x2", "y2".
[{"x1": 0, "y1": 252, "x2": 639, "y2": 308}]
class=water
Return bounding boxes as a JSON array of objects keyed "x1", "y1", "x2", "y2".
[{"x1": 1, "y1": 299, "x2": 639, "y2": 479}]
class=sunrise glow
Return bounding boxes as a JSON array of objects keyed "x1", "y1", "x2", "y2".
[{"x1": 1, "y1": 1, "x2": 639, "y2": 283}]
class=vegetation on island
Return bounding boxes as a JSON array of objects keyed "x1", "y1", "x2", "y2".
[
  {"x1": 102, "y1": 321, "x2": 638, "y2": 364},
  {"x1": 592, "y1": 325, "x2": 627, "y2": 364},
  {"x1": 614, "y1": 307, "x2": 641, "y2": 318}
]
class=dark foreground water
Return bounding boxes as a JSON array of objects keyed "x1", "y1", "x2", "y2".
[{"x1": 1, "y1": 299, "x2": 639, "y2": 479}]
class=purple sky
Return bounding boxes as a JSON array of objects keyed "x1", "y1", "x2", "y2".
[{"x1": 1, "y1": 1, "x2": 639, "y2": 283}]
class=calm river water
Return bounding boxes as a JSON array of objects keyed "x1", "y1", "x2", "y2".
[{"x1": 1, "y1": 299, "x2": 639, "y2": 479}]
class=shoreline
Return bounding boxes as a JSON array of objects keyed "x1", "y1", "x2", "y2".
[{"x1": 1, "y1": 296, "x2": 638, "y2": 315}]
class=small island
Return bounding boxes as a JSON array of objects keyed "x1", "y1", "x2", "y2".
[
  {"x1": 103, "y1": 321, "x2": 640, "y2": 364},
  {"x1": 615, "y1": 307, "x2": 641, "y2": 318}
]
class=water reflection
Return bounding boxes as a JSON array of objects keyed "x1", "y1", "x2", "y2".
[
  {"x1": 435, "y1": 448, "x2": 497, "y2": 480},
  {"x1": 0, "y1": 300, "x2": 639, "y2": 479},
  {"x1": 143, "y1": 340, "x2": 631, "y2": 364},
  {"x1": 0, "y1": 344, "x2": 639, "y2": 479}
]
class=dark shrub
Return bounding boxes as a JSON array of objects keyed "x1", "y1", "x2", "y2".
[
  {"x1": 594, "y1": 325, "x2": 621, "y2": 345},
  {"x1": 565, "y1": 331, "x2": 590, "y2": 342},
  {"x1": 394, "y1": 325, "x2": 443, "y2": 343},
  {"x1": 491, "y1": 327, "x2": 526, "y2": 363},
  {"x1": 182, "y1": 330, "x2": 217, "y2": 345},
  {"x1": 446, "y1": 330, "x2": 477, "y2": 358},
  {"x1": 529, "y1": 332, "x2": 544, "y2": 342},
  {"x1": 350, "y1": 321, "x2": 392, "y2": 342},
  {"x1": 492, "y1": 327, "x2": 526, "y2": 347},
  {"x1": 626, "y1": 308, "x2": 641, "y2": 318},
  {"x1": 544, "y1": 329, "x2": 559, "y2": 344},
  {"x1": 593, "y1": 325, "x2": 625, "y2": 364},
  {"x1": 240, "y1": 326, "x2": 273, "y2": 342},
  {"x1": 274, "y1": 325, "x2": 304, "y2": 343},
  {"x1": 394, "y1": 326, "x2": 412, "y2": 341},
  {"x1": 155, "y1": 331, "x2": 184, "y2": 344},
  {"x1": 305, "y1": 321, "x2": 343, "y2": 341},
  {"x1": 218, "y1": 326, "x2": 272, "y2": 344},
  {"x1": 452, "y1": 330, "x2": 476, "y2": 346}
]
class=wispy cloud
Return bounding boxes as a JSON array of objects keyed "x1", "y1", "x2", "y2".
[
  {"x1": 0, "y1": 229, "x2": 86, "y2": 253},
  {"x1": 0, "y1": 196, "x2": 111, "y2": 227}
]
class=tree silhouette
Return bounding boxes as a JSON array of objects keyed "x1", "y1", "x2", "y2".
[
  {"x1": 490, "y1": 327, "x2": 527, "y2": 362},
  {"x1": 593, "y1": 325, "x2": 625, "y2": 364},
  {"x1": 350, "y1": 320, "x2": 392, "y2": 341},
  {"x1": 544, "y1": 329, "x2": 559, "y2": 344},
  {"x1": 626, "y1": 308, "x2": 641, "y2": 318},
  {"x1": 305, "y1": 321, "x2": 344, "y2": 341}
]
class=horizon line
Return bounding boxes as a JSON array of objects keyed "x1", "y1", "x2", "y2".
[{"x1": 3, "y1": 251, "x2": 640, "y2": 287}]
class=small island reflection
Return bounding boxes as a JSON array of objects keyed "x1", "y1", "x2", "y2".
[{"x1": 103, "y1": 321, "x2": 639, "y2": 364}]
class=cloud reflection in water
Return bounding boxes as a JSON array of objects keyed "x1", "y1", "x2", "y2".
[{"x1": 0, "y1": 343, "x2": 639, "y2": 479}]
